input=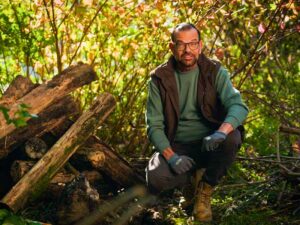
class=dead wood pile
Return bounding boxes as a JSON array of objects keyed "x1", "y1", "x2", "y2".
[{"x1": 0, "y1": 64, "x2": 145, "y2": 224}]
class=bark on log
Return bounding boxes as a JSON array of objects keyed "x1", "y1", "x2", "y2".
[
  {"x1": 0, "y1": 75, "x2": 38, "y2": 106},
  {"x1": 1, "y1": 93, "x2": 116, "y2": 212},
  {"x1": 0, "y1": 95, "x2": 81, "y2": 159},
  {"x1": 10, "y1": 160, "x2": 102, "y2": 184},
  {"x1": 0, "y1": 63, "x2": 97, "y2": 139},
  {"x1": 71, "y1": 136, "x2": 145, "y2": 187},
  {"x1": 10, "y1": 160, "x2": 75, "y2": 184}
]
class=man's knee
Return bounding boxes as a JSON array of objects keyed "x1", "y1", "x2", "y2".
[
  {"x1": 145, "y1": 152, "x2": 190, "y2": 193},
  {"x1": 145, "y1": 152, "x2": 172, "y2": 193},
  {"x1": 146, "y1": 167, "x2": 170, "y2": 193}
]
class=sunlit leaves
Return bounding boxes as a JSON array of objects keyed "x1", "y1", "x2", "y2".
[
  {"x1": 0, "y1": 0, "x2": 299, "y2": 156},
  {"x1": 0, "y1": 103, "x2": 38, "y2": 127}
]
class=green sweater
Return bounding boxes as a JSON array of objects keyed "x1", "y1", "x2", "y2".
[{"x1": 146, "y1": 66, "x2": 248, "y2": 153}]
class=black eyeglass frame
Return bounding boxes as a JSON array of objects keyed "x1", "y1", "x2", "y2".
[{"x1": 173, "y1": 41, "x2": 200, "y2": 51}]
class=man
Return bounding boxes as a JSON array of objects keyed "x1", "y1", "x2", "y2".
[{"x1": 145, "y1": 23, "x2": 248, "y2": 222}]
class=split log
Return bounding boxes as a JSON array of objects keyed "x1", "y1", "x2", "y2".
[
  {"x1": 0, "y1": 95, "x2": 81, "y2": 159},
  {"x1": 0, "y1": 63, "x2": 97, "y2": 140},
  {"x1": 1, "y1": 92, "x2": 116, "y2": 212},
  {"x1": 0, "y1": 75, "x2": 38, "y2": 106},
  {"x1": 71, "y1": 136, "x2": 145, "y2": 187}
]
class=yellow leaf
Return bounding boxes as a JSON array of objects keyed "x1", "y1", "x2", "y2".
[{"x1": 267, "y1": 74, "x2": 273, "y2": 83}]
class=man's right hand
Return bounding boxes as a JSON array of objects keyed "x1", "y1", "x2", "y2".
[{"x1": 162, "y1": 147, "x2": 195, "y2": 174}]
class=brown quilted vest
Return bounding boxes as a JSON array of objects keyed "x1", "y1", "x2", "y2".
[{"x1": 150, "y1": 53, "x2": 228, "y2": 143}]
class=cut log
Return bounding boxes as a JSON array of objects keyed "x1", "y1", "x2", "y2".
[
  {"x1": 71, "y1": 136, "x2": 145, "y2": 187},
  {"x1": 0, "y1": 95, "x2": 81, "y2": 159},
  {"x1": 0, "y1": 75, "x2": 38, "y2": 106},
  {"x1": 0, "y1": 63, "x2": 97, "y2": 139},
  {"x1": 25, "y1": 137, "x2": 48, "y2": 159},
  {"x1": 71, "y1": 145, "x2": 106, "y2": 170},
  {"x1": 1, "y1": 92, "x2": 116, "y2": 212},
  {"x1": 10, "y1": 160, "x2": 35, "y2": 183}
]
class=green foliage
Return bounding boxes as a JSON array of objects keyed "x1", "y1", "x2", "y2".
[
  {"x1": 0, "y1": 104, "x2": 38, "y2": 128},
  {"x1": 0, "y1": 0, "x2": 298, "y2": 157},
  {"x1": 0, "y1": 2, "x2": 299, "y2": 224},
  {"x1": 0, "y1": 208, "x2": 42, "y2": 225},
  {"x1": 219, "y1": 210, "x2": 287, "y2": 225}
]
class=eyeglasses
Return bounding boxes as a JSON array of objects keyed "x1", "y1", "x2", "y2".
[{"x1": 174, "y1": 41, "x2": 200, "y2": 51}]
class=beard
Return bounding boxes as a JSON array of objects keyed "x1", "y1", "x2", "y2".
[{"x1": 177, "y1": 53, "x2": 198, "y2": 69}]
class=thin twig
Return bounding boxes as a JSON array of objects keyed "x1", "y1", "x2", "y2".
[
  {"x1": 57, "y1": 0, "x2": 77, "y2": 29},
  {"x1": 277, "y1": 126, "x2": 281, "y2": 163},
  {"x1": 42, "y1": 0, "x2": 62, "y2": 73},
  {"x1": 278, "y1": 164, "x2": 300, "y2": 176},
  {"x1": 231, "y1": 0, "x2": 286, "y2": 80},
  {"x1": 276, "y1": 180, "x2": 287, "y2": 206},
  {"x1": 236, "y1": 156, "x2": 299, "y2": 163},
  {"x1": 68, "y1": 0, "x2": 109, "y2": 66},
  {"x1": 218, "y1": 180, "x2": 272, "y2": 189}
]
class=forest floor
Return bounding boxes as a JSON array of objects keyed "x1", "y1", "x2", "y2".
[
  {"x1": 16, "y1": 154, "x2": 300, "y2": 225},
  {"x1": 20, "y1": 173, "x2": 300, "y2": 225}
]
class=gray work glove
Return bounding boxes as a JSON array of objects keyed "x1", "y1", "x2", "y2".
[
  {"x1": 167, "y1": 153, "x2": 195, "y2": 174},
  {"x1": 202, "y1": 131, "x2": 227, "y2": 151}
]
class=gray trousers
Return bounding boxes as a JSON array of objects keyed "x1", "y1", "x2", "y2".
[{"x1": 145, "y1": 129, "x2": 242, "y2": 193}]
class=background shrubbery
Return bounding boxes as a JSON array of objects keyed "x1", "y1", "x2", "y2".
[{"x1": 0, "y1": 0, "x2": 299, "y2": 224}]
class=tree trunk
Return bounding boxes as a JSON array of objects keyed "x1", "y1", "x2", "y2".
[
  {"x1": 1, "y1": 93, "x2": 116, "y2": 212},
  {"x1": 0, "y1": 63, "x2": 97, "y2": 139},
  {"x1": 0, "y1": 95, "x2": 81, "y2": 159},
  {"x1": 71, "y1": 136, "x2": 145, "y2": 187}
]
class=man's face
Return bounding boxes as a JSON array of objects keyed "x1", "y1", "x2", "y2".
[{"x1": 169, "y1": 28, "x2": 202, "y2": 70}]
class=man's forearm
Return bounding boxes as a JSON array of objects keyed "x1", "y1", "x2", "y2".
[
  {"x1": 162, "y1": 147, "x2": 174, "y2": 160},
  {"x1": 217, "y1": 122, "x2": 234, "y2": 135}
]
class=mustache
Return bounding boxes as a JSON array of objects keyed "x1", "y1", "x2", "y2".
[{"x1": 182, "y1": 53, "x2": 195, "y2": 57}]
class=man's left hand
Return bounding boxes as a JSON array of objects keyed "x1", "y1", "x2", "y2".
[{"x1": 202, "y1": 131, "x2": 227, "y2": 151}]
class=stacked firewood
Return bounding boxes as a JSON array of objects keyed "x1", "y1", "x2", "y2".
[{"x1": 0, "y1": 64, "x2": 145, "y2": 224}]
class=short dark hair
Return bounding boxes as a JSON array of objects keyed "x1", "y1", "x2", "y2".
[{"x1": 171, "y1": 23, "x2": 201, "y2": 42}]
